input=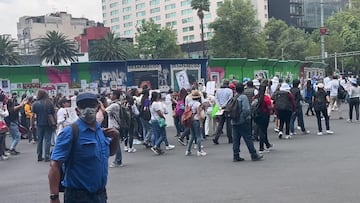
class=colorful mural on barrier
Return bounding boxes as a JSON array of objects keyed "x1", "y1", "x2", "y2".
[{"x1": 0, "y1": 58, "x2": 325, "y2": 96}]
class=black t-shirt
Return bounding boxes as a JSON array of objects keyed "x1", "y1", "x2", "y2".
[
  {"x1": 7, "y1": 99, "x2": 19, "y2": 122},
  {"x1": 32, "y1": 100, "x2": 55, "y2": 127}
]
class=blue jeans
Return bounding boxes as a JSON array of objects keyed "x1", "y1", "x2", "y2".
[
  {"x1": 64, "y1": 188, "x2": 107, "y2": 203},
  {"x1": 187, "y1": 120, "x2": 202, "y2": 152},
  {"x1": 290, "y1": 107, "x2": 306, "y2": 133},
  {"x1": 140, "y1": 118, "x2": 152, "y2": 144},
  {"x1": 232, "y1": 122, "x2": 257, "y2": 158},
  {"x1": 9, "y1": 122, "x2": 21, "y2": 150},
  {"x1": 151, "y1": 120, "x2": 166, "y2": 148},
  {"x1": 37, "y1": 125, "x2": 52, "y2": 160}
]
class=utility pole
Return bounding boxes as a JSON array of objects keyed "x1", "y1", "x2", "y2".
[{"x1": 320, "y1": 0, "x2": 325, "y2": 63}]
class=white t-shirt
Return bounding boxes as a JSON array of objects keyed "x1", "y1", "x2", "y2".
[
  {"x1": 150, "y1": 101, "x2": 163, "y2": 121},
  {"x1": 189, "y1": 100, "x2": 201, "y2": 120},
  {"x1": 329, "y1": 79, "x2": 339, "y2": 97},
  {"x1": 165, "y1": 94, "x2": 172, "y2": 104},
  {"x1": 56, "y1": 107, "x2": 71, "y2": 135}
]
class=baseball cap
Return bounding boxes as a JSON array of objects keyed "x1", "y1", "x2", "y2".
[{"x1": 76, "y1": 93, "x2": 98, "y2": 107}]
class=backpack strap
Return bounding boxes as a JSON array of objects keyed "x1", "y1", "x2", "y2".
[{"x1": 65, "y1": 123, "x2": 79, "y2": 169}]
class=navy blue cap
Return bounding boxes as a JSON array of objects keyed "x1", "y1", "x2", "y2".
[{"x1": 76, "y1": 93, "x2": 97, "y2": 105}]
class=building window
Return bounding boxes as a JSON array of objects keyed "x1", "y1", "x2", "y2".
[
  {"x1": 137, "y1": 19, "x2": 145, "y2": 26},
  {"x1": 124, "y1": 30, "x2": 133, "y2": 35},
  {"x1": 103, "y1": 20, "x2": 107, "y2": 24},
  {"x1": 151, "y1": 16, "x2": 161, "y2": 21},
  {"x1": 111, "y1": 25, "x2": 120, "y2": 30},
  {"x1": 166, "y1": 21, "x2": 177, "y2": 27},
  {"x1": 181, "y1": 9, "x2": 192, "y2": 15},
  {"x1": 110, "y1": 10, "x2": 119, "y2": 16},
  {"x1": 123, "y1": 6, "x2": 132, "y2": 12},
  {"x1": 217, "y1": 1, "x2": 223, "y2": 7},
  {"x1": 110, "y1": 2, "x2": 118, "y2": 8},
  {"x1": 102, "y1": 0, "x2": 106, "y2": 3},
  {"x1": 122, "y1": 0, "x2": 131, "y2": 4},
  {"x1": 150, "y1": 7, "x2": 160, "y2": 13},
  {"x1": 136, "y1": 3, "x2": 145, "y2": 9},
  {"x1": 150, "y1": 0, "x2": 160, "y2": 6},
  {"x1": 165, "y1": 12, "x2": 176, "y2": 19},
  {"x1": 183, "y1": 26, "x2": 194, "y2": 32},
  {"x1": 102, "y1": 5, "x2": 106, "y2": 10},
  {"x1": 204, "y1": 13, "x2": 211, "y2": 19},
  {"x1": 182, "y1": 17, "x2": 193, "y2": 24},
  {"x1": 136, "y1": 11, "x2": 146, "y2": 17},
  {"x1": 165, "y1": 3, "x2": 176, "y2": 10},
  {"x1": 123, "y1": 14, "x2": 131, "y2": 20},
  {"x1": 181, "y1": 0, "x2": 191, "y2": 6},
  {"x1": 103, "y1": 13, "x2": 107, "y2": 18},
  {"x1": 183, "y1": 35, "x2": 194, "y2": 42},
  {"x1": 124, "y1": 22, "x2": 133, "y2": 27},
  {"x1": 111, "y1": 17, "x2": 120, "y2": 23}
]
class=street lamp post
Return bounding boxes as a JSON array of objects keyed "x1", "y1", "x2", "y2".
[{"x1": 281, "y1": 48, "x2": 284, "y2": 61}]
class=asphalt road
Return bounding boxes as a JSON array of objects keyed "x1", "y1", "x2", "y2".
[{"x1": 1, "y1": 107, "x2": 360, "y2": 203}]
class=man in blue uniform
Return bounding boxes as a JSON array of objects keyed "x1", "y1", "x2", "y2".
[{"x1": 48, "y1": 93, "x2": 119, "y2": 203}]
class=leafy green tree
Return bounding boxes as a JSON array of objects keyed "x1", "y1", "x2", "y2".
[
  {"x1": 209, "y1": 0, "x2": 267, "y2": 58},
  {"x1": 135, "y1": 20, "x2": 182, "y2": 59},
  {"x1": 37, "y1": 31, "x2": 78, "y2": 65},
  {"x1": 0, "y1": 35, "x2": 20, "y2": 65},
  {"x1": 276, "y1": 27, "x2": 310, "y2": 60},
  {"x1": 89, "y1": 32, "x2": 135, "y2": 61},
  {"x1": 191, "y1": 0, "x2": 210, "y2": 57},
  {"x1": 263, "y1": 18, "x2": 288, "y2": 58}
]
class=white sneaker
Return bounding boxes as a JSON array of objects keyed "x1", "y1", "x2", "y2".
[
  {"x1": 127, "y1": 148, "x2": 136, "y2": 153},
  {"x1": 290, "y1": 132, "x2": 296, "y2": 136},
  {"x1": 4, "y1": 152, "x2": 10, "y2": 156},
  {"x1": 297, "y1": 126, "x2": 301, "y2": 130},
  {"x1": 284, "y1": 135, "x2": 291, "y2": 139},
  {"x1": 123, "y1": 146, "x2": 128, "y2": 152},
  {"x1": 109, "y1": 163, "x2": 123, "y2": 168},
  {"x1": 274, "y1": 128, "x2": 280, "y2": 133},
  {"x1": 317, "y1": 132, "x2": 323, "y2": 136},
  {"x1": 326, "y1": 130, "x2": 334, "y2": 134},
  {"x1": 1, "y1": 155, "x2": 9, "y2": 160},
  {"x1": 197, "y1": 150, "x2": 207, "y2": 156},
  {"x1": 165, "y1": 145, "x2": 175, "y2": 150},
  {"x1": 185, "y1": 151, "x2": 191, "y2": 156}
]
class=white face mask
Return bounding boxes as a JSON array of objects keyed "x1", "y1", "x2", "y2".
[{"x1": 79, "y1": 107, "x2": 97, "y2": 124}]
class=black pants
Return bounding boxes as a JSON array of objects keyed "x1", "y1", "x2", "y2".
[
  {"x1": 315, "y1": 109, "x2": 330, "y2": 132},
  {"x1": 278, "y1": 110, "x2": 292, "y2": 135},
  {"x1": 64, "y1": 188, "x2": 107, "y2": 203},
  {"x1": 214, "y1": 113, "x2": 233, "y2": 143},
  {"x1": 0, "y1": 133, "x2": 5, "y2": 156},
  {"x1": 349, "y1": 97, "x2": 360, "y2": 121},
  {"x1": 255, "y1": 114, "x2": 270, "y2": 150}
]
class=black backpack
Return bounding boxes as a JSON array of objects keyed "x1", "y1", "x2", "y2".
[
  {"x1": 274, "y1": 91, "x2": 292, "y2": 111},
  {"x1": 117, "y1": 103, "x2": 132, "y2": 129},
  {"x1": 337, "y1": 84, "x2": 346, "y2": 100},
  {"x1": 313, "y1": 91, "x2": 327, "y2": 110},
  {"x1": 224, "y1": 94, "x2": 241, "y2": 119}
]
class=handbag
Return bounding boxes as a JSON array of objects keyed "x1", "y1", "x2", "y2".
[{"x1": 0, "y1": 121, "x2": 9, "y2": 134}]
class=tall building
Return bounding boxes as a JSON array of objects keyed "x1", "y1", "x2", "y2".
[
  {"x1": 269, "y1": 0, "x2": 348, "y2": 30},
  {"x1": 101, "y1": 0, "x2": 268, "y2": 46},
  {"x1": 17, "y1": 12, "x2": 96, "y2": 55},
  {"x1": 304, "y1": 0, "x2": 348, "y2": 29},
  {"x1": 75, "y1": 25, "x2": 110, "y2": 53}
]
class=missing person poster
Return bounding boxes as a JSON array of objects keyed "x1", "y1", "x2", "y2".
[{"x1": 175, "y1": 70, "x2": 190, "y2": 90}]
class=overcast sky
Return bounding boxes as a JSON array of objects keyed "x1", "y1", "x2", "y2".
[{"x1": 0, "y1": 0, "x2": 103, "y2": 38}]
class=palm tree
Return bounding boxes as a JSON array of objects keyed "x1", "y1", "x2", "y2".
[
  {"x1": 191, "y1": 0, "x2": 210, "y2": 58},
  {"x1": 37, "y1": 31, "x2": 78, "y2": 65},
  {"x1": 89, "y1": 32, "x2": 133, "y2": 61},
  {"x1": 0, "y1": 35, "x2": 20, "y2": 65}
]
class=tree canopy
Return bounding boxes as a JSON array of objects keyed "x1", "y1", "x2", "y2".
[
  {"x1": 209, "y1": 0, "x2": 267, "y2": 58},
  {"x1": 89, "y1": 32, "x2": 135, "y2": 61},
  {"x1": 37, "y1": 31, "x2": 78, "y2": 65},
  {"x1": 135, "y1": 20, "x2": 182, "y2": 59},
  {"x1": 0, "y1": 35, "x2": 20, "y2": 65}
]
